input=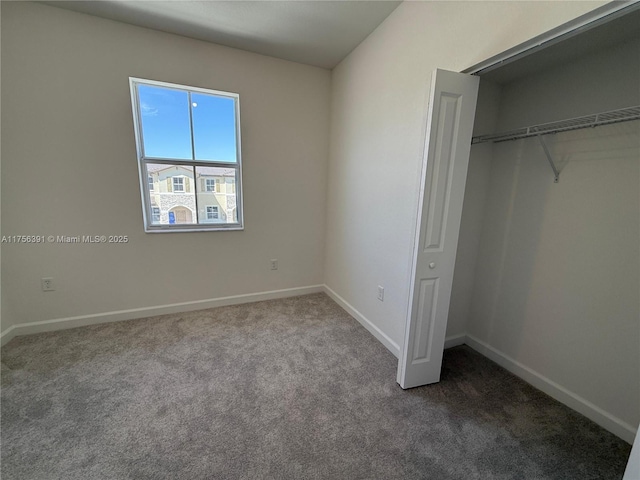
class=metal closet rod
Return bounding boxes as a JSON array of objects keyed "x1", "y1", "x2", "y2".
[{"x1": 471, "y1": 105, "x2": 640, "y2": 145}]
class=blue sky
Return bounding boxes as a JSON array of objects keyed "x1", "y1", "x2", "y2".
[{"x1": 138, "y1": 84, "x2": 237, "y2": 162}]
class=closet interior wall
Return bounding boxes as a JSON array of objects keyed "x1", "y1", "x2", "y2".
[{"x1": 458, "y1": 38, "x2": 640, "y2": 437}]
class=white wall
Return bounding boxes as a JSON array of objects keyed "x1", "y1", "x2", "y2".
[
  {"x1": 1, "y1": 2, "x2": 330, "y2": 333},
  {"x1": 324, "y1": 1, "x2": 605, "y2": 355},
  {"x1": 468, "y1": 39, "x2": 640, "y2": 436}
]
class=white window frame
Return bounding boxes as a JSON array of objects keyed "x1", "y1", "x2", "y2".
[
  {"x1": 129, "y1": 77, "x2": 244, "y2": 232},
  {"x1": 148, "y1": 176, "x2": 154, "y2": 191},
  {"x1": 206, "y1": 205, "x2": 219, "y2": 220},
  {"x1": 205, "y1": 178, "x2": 215, "y2": 192}
]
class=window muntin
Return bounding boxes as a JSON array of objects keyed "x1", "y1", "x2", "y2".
[{"x1": 130, "y1": 78, "x2": 243, "y2": 232}]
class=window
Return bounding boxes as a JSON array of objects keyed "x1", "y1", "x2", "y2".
[
  {"x1": 172, "y1": 177, "x2": 184, "y2": 192},
  {"x1": 206, "y1": 206, "x2": 219, "y2": 220},
  {"x1": 151, "y1": 206, "x2": 161, "y2": 223},
  {"x1": 130, "y1": 78, "x2": 243, "y2": 232}
]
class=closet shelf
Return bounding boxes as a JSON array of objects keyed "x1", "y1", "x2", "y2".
[{"x1": 471, "y1": 105, "x2": 640, "y2": 145}]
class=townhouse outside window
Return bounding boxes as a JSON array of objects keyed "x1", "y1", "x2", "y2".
[{"x1": 129, "y1": 78, "x2": 243, "y2": 232}]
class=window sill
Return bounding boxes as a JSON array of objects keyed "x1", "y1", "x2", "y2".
[{"x1": 145, "y1": 224, "x2": 244, "y2": 233}]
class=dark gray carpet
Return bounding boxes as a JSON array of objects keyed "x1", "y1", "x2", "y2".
[{"x1": 1, "y1": 293, "x2": 631, "y2": 479}]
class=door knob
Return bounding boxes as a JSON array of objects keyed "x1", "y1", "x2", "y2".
[{"x1": 428, "y1": 262, "x2": 436, "y2": 269}]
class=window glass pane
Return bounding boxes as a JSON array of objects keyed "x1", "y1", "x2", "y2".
[
  {"x1": 146, "y1": 163, "x2": 197, "y2": 225},
  {"x1": 191, "y1": 93, "x2": 237, "y2": 163},
  {"x1": 195, "y1": 166, "x2": 239, "y2": 224},
  {"x1": 131, "y1": 79, "x2": 243, "y2": 231},
  {"x1": 138, "y1": 85, "x2": 193, "y2": 160}
]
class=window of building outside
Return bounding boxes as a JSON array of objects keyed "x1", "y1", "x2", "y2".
[
  {"x1": 172, "y1": 177, "x2": 185, "y2": 192},
  {"x1": 206, "y1": 206, "x2": 219, "y2": 220},
  {"x1": 130, "y1": 78, "x2": 243, "y2": 231}
]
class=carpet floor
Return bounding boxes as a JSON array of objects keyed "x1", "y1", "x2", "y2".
[{"x1": 1, "y1": 293, "x2": 631, "y2": 479}]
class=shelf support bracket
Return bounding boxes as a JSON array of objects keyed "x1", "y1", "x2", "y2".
[{"x1": 537, "y1": 135, "x2": 560, "y2": 183}]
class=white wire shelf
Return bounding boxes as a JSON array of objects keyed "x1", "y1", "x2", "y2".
[{"x1": 472, "y1": 105, "x2": 640, "y2": 144}]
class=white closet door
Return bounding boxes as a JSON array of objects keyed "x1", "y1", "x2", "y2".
[
  {"x1": 397, "y1": 69, "x2": 479, "y2": 389},
  {"x1": 622, "y1": 429, "x2": 640, "y2": 480}
]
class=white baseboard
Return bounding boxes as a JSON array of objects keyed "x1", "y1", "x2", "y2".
[
  {"x1": 323, "y1": 284, "x2": 401, "y2": 358},
  {"x1": 0, "y1": 285, "x2": 324, "y2": 347},
  {"x1": 0, "y1": 325, "x2": 17, "y2": 347},
  {"x1": 464, "y1": 333, "x2": 637, "y2": 444},
  {"x1": 444, "y1": 333, "x2": 467, "y2": 349}
]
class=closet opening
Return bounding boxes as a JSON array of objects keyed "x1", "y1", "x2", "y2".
[{"x1": 456, "y1": 1, "x2": 639, "y2": 447}]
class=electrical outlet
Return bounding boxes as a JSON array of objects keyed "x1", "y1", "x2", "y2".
[
  {"x1": 377, "y1": 285, "x2": 384, "y2": 301},
  {"x1": 270, "y1": 259, "x2": 278, "y2": 270},
  {"x1": 41, "y1": 277, "x2": 55, "y2": 292}
]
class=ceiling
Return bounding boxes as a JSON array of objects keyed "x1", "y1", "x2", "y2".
[
  {"x1": 481, "y1": 5, "x2": 640, "y2": 84},
  {"x1": 42, "y1": 1, "x2": 402, "y2": 69}
]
